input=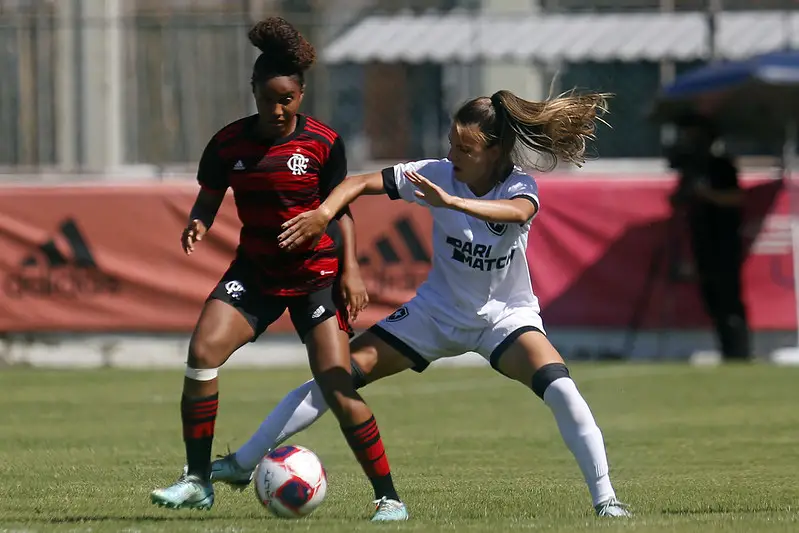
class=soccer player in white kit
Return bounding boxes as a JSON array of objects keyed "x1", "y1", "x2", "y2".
[{"x1": 209, "y1": 89, "x2": 630, "y2": 519}]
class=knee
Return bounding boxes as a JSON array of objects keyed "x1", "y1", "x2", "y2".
[
  {"x1": 531, "y1": 362, "x2": 572, "y2": 400},
  {"x1": 315, "y1": 369, "x2": 357, "y2": 408},
  {"x1": 188, "y1": 334, "x2": 230, "y2": 369},
  {"x1": 315, "y1": 359, "x2": 368, "y2": 398}
]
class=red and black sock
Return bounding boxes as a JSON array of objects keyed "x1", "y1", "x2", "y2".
[
  {"x1": 181, "y1": 393, "x2": 218, "y2": 481},
  {"x1": 342, "y1": 415, "x2": 400, "y2": 501}
]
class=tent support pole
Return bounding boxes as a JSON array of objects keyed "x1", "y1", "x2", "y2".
[{"x1": 785, "y1": 120, "x2": 799, "y2": 347}]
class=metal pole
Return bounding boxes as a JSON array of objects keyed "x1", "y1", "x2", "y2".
[
  {"x1": 769, "y1": 122, "x2": 799, "y2": 363},
  {"x1": 55, "y1": 0, "x2": 78, "y2": 170},
  {"x1": 106, "y1": 0, "x2": 123, "y2": 170},
  {"x1": 783, "y1": 120, "x2": 799, "y2": 347},
  {"x1": 659, "y1": 0, "x2": 676, "y2": 150},
  {"x1": 707, "y1": 0, "x2": 723, "y2": 63}
]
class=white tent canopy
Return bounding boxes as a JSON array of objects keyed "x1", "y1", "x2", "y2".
[{"x1": 323, "y1": 11, "x2": 799, "y2": 64}]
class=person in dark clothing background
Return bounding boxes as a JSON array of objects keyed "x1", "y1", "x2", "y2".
[{"x1": 667, "y1": 113, "x2": 751, "y2": 361}]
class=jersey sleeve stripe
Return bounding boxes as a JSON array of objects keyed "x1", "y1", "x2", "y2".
[
  {"x1": 304, "y1": 131, "x2": 335, "y2": 149},
  {"x1": 305, "y1": 127, "x2": 337, "y2": 146},
  {"x1": 305, "y1": 119, "x2": 338, "y2": 144},
  {"x1": 511, "y1": 194, "x2": 540, "y2": 219},
  {"x1": 305, "y1": 118, "x2": 335, "y2": 135},
  {"x1": 382, "y1": 167, "x2": 400, "y2": 200},
  {"x1": 306, "y1": 116, "x2": 336, "y2": 135},
  {"x1": 305, "y1": 121, "x2": 336, "y2": 136}
]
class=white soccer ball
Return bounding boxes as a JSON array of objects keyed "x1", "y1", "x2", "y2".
[{"x1": 253, "y1": 445, "x2": 327, "y2": 518}]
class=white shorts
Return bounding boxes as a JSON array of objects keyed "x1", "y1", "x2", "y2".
[{"x1": 369, "y1": 296, "x2": 545, "y2": 373}]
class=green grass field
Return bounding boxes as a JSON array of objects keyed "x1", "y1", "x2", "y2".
[{"x1": 1, "y1": 363, "x2": 798, "y2": 532}]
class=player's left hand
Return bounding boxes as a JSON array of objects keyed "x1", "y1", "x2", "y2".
[
  {"x1": 340, "y1": 268, "x2": 369, "y2": 322},
  {"x1": 405, "y1": 170, "x2": 454, "y2": 208}
]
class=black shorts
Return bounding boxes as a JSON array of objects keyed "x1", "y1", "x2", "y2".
[{"x1": 208, "y1": 258, "x2": 353, "y2": 343}]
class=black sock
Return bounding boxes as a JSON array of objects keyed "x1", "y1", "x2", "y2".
[
  {"x1": 370, "y1": 473, "x2": 400, "y2": 502},
  {"x1": 181, "y1": 393, "x2": 218, "y2": 481},
  {"x1": 341, "y1": 416, "x2": 400, "y2": 501}
]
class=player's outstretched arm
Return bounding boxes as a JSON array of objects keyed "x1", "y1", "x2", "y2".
[
  {"x1": 279, "y1": 171, "x2": 385, "y2": 251},
  {"x1": 319, "y1": 171, "x2": 386, "y2": 219},
  {"x1": 449, "y1": 196, "x2": 537, "y2": 224},
  {"x1": 405, "y1": 170, "x2": 537, "y2": 224}
]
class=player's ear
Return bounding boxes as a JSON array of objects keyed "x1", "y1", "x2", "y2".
[{"x1": 485, "y1": 142, "x2": 501, "y2": 163}]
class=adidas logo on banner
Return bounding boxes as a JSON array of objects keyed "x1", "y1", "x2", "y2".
[
  {"x1": 4, "y1": 218, "x2": 120, "y2": 298},
  {"x1": 358, "y1": 217, "x2": 430, "y2": 267},
  {"x1": 358, "y1": 217, "x2": 430, "y2": 292},
  {"x1": 233, "y1": 160, "x2": 245, "y2": 171}
]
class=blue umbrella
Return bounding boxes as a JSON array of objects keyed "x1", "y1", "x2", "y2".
[{"x1": 653, "y1": 51, "x2": 799, "y2": 140}]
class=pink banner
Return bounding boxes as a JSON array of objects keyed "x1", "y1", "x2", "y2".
[{"x1": 529, "y1": 175, "x2": 791, "y2": 330}]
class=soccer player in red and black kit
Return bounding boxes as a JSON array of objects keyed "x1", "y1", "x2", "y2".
[{"x1": 150, "y1": 17, "x2": 405, "y2": 520}]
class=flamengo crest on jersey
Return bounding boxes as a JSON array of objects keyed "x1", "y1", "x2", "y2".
[
  {"x1": 288, "y1": 150, "x2": 310, "y2": 176},
  {"x1": 386, "y1": 158, "x2": 541, "y2": 328}
]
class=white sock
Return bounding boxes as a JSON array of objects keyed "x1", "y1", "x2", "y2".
[
  {"x1": 543, "y1": 377, "x2": 616, "y2": 506},
  {"x1": 234, "y1": 379, "x2": 330, "y2": 470}
]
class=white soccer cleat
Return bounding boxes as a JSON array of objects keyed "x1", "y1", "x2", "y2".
[{"x1": 595, "y1": 498, "x2": 631, "y2": 517}]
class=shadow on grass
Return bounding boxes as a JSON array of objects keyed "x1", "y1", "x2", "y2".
[
  {"x1": 5, "y1": 514, "x2": 235, "y2": 523},
  {"x1": 661, "y1": 507, "x2": 787, "y2": 516}
]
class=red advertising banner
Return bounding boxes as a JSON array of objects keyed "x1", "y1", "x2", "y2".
[
  {"x1": 0, "y1": 175, "x2": 791, "y2": 333},
  {"x1": 528, "y1": 176, "x2": 791, "y2": 331}
]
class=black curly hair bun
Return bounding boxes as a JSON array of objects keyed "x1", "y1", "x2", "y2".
[{"x1": 249, "y1": 17, "x2": 316, "y2": 79}]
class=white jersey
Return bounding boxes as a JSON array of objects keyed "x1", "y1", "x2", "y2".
[{"x1": 382, "y1": 158, "x2": 541, "y2": 329}]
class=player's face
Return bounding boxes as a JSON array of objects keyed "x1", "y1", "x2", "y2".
[
  {"x1": 447, "y1": 123, "x2": 500, "y2": 187},
  {"x1": 253, "y1": 76, "x2": 304, "y2": 138}
]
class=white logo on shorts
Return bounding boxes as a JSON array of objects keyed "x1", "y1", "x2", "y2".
[
  {"x1": 320, "y1": 270, "x2": 334, "y2": 276},
  {"x1": 224, "y1": 280, "x2": 245, "y2": 300},
  {"x1": 386, "y1": 306, "x2": 408, "y2": 322},
  {"x1": 287, "y1": 150, "x2": 309, "y2": 176},
  {"x1": 311, "y1": 305, "x2": 326, "y2": 319}
]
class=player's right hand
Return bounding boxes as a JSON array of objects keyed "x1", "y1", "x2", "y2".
[
  {"x1": 278, "y1": 206, "x2": 332, "y2": 251},
  {"x1": 181, "y1": 219, "x2": 208, "y2": 256},
  {"x1": 340, "y1": 268, "x2": 369, "y2": 322}
]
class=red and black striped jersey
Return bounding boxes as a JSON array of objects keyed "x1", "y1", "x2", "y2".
[{"x1": 197, "y1": 114, "x2": 347, "y2": 296}]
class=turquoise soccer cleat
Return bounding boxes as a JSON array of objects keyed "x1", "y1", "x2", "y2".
[
  {"x1": 371, "y1": 497, "x2": 409, "y2": 521},
  {"x1": 209, "y1": 453, "x2": 253, "y2": 490}
]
